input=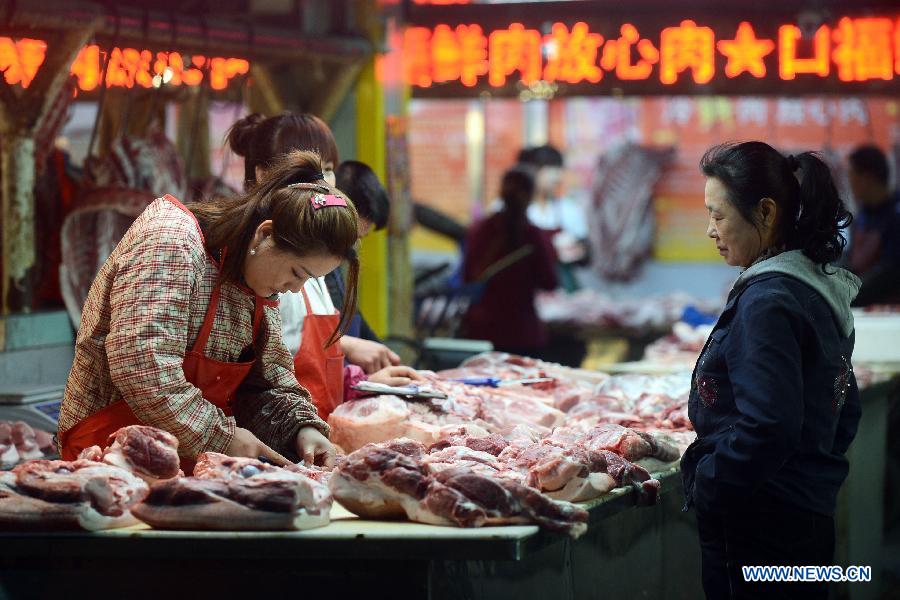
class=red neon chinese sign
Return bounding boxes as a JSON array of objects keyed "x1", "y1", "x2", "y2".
[
  {"x1": 404, "y1": 16, "x2": 900, "y2": 89},
  {"x1": 0, "y1": 39, "x2": 250, "y2": 91}
]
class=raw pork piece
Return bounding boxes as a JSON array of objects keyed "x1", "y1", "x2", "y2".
[
  {"x1": 329, "y1": 442, "x2": 432, "y2": 520},
  {"x1": 78, "y1": 446, "x2": 104, "y2": 461},
  {"x1": 499, "y1": 427, "x2": 667, "y2": 504},
  {"x1": 476, "y1": 388, "x2": 565, "y2": 432},
  {"x1": 99, "y1": 425, "x2": 181, "y2": 483},
  {"x1": 132, "y1": 477, "x2": 330, "y2": 531},
  {"x1": 330, "y1": 442, "x2": 589, "y2": 538},
  {"x1": 285, "y1": 462, "x2": 333, "y2": 484},
  {"x1": 644, "y1": 430, "x2": 697, "y2": 457},
  {"x1": 428, "y1": 425, "x2": 508, "y2": 456},
  {"x1": 596, "y1": 450, "x2": 660, "y2": 506},
  {"x1": 581, "y1": 424, "x2": 680, "y2": 463},
  {"x1": 328, "y1": 396, "x2": 414, "y2": 453},
  {"x1": 501, "y1": 424, "x2": 544, "y2": 444},
  {"x1": 193, "y1": 452, "x2": 332, "y2": 509},
  {"x1": 10, "y1": 422, "x2": 43, "y2": 461},
  {"x1": 456, "y1": 352, "x2": 609, "y2": 386},
  {"x1": 133, "y1": 453, "x2": 332, "y2": 531},
  {"x1": 0, "y1": 424, "x2": 21, "y2": 468},
  {"x1": 499, "y1": 439, "x2": 616, "y2": 503},
  {"x1": 550, "y1": 382, "x2": 604, "y2": 412},
  {"x1": 0, "y1": 459, "x2": 148, "y2": 531},
  {"x1": 195, "y1": 452, "x2": 333, "y2": 487},
  {"x1": 422, "y1": 467, "x2": 589, "y2": 538},
  {"x1": 33, "y1": 428, "x2": 54, "y2": 452},
  {"x1": 424, "y1": 446, "x2": 510, "y2": 479},
  {"x1": 329, "y1": 394, "x2": 486, "y2": 453}
]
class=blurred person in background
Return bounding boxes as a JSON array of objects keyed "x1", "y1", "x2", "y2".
[
  {"x1": 844, "y1": 144, "x2": 900, "y2": 306},
  {"x1": 462, "y1": 166, "x2": 558, "y2": 358},
  {"x1": 518, "y1": 144, "x2": 589, "y2": 292},
  {"x1": 332, "y1": 160, "x2": 390, "y2": 342}
]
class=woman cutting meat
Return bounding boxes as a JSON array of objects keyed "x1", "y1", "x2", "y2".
[
  {"x1": 227, "y1": 113, "x2": 421, "y2": 420},
  {"x1": 682, "y1": 142, "x2": 861, "y2": 599},
  {"x1": 58, "y1": 150, "x2": 353, "y2": 469}
]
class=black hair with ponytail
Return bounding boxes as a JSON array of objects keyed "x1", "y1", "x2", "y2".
[
  {"x1": 500, "y1": 165, "x2": 536, "y2": 249},
  {"x1": 700, "y1": 141, "x2": 853, "y2": 265}
]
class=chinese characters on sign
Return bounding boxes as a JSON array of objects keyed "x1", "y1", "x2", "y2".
[
  {"x1": 404, "y1": 17, "x2": 900, "y2": 89},
  {"x1": 0, "y1": 39, "x2": 250, "y2": 91}
]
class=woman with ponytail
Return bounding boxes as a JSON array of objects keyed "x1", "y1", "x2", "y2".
[
  {"x1": 682, "y1": 141, "x2": 862, "y2": 599},
  {"x1": 59, "y1": 150, "x2": 345, "y2": 470},
  {"x1": 227, "y1": 113, "x2": 421, "y2": 421}
]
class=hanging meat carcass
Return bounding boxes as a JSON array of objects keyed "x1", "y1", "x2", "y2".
[
  {"x1": 588, "y1": 143, "x2": 674, "y2": 282},
  {"x1": 60, "y1": 124, "x2": 186, "y2": 327}
]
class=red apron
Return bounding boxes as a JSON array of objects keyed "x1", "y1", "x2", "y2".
[
  {"x1": 292, "y1": 287, "x2": 345, "y2": 421},
  {"x1": 59, "y1": 200, "x2": 264, "y2": 472}
]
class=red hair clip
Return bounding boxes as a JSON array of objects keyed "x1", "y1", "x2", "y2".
[{"x1": 310, "y1": 193, "x2": 348, "y2": 210}]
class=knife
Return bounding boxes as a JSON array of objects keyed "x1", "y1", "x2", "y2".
[
  {"x1": 450, "y1": 376, "x2": 554, "y2": 387},
  {"x1": 351, "y1": 381, "x2": 449, "y2": 399}
]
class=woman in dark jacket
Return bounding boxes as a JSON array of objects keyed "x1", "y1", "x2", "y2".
[{"x1": 682, "y1": 142, "x2": 862, "y2": 600}]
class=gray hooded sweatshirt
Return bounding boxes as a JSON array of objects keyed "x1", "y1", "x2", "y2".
[{"x1": 731, "y1": 250, "x2": 861, "y2": 337}]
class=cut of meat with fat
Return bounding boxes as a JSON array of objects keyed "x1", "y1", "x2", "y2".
[
  {"x1": 0, "y1": 424, "x2": 20, "y2": 469},
  {"x1": 99, "y1": 425, "x2": 181, "y2": 483},
  {"x1": 132, "y1": 476, "x2": 331, "y2": 531},
  {"x1": 329, "y1": 443, "x2": 432, "y2": 520},
  {"x1": 477, "y1": 389, "x2": 565, "y2": 432},
  {"x1": 194, "y1": 452, "x2": 279, "y2": 480},
  {"x1": 330, "y1": 441, "x2": 589, "y2": 538},
  {"x1": 581, "y1": 424, "x2": 680, "y2": 463},
  {"x1": 0, "y1": 421, "x2": 56, "y2": 467},
  {"x1": 195, "y1": 452, "x2": 333, "y2": 494},
  {"x1": 0, "y1": 459, "x2": 148, "y2": 531},
  {"x1": 429, "y1": 425, "x2": 509, "y2": 457},
  {"x1": 133, "y1": 453, "x2": 333, "y2": 531},
  {"x1": 498, "y1": 440, "x2": 616, "y2": 503},
  {"x1": 78, "y1": 446, "x2": 104, "y2": 462},
  {"x1": 598, "y1": 450, "x2": 660, "y2": 506},
  {"x1": 328, "y1": 396, "x2": 417, "y2": 453},
  {"x1": 424, "y1": 446, "x2": 511, "y2": 480},
  {"x1": 133, "y1": 474, "x2": 331, "y2": 531},
  {"x1": 11, "y1": 423, "x2": 45, "y2": 460},
  {"x1": 422, "y1": 467, "x2": 588, "y2": 537}
]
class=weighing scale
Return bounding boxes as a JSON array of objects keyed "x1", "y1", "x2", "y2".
[{"x1": 0, "y1": 383, "x2": 64, "y2": 432}]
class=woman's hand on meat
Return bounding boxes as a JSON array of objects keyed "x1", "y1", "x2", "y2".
[
  {"x1": 295, "y1": 426, "x2": 336, "y2": 468},
  {"x1": 226, "y1": 427, "x2": 291, "y2": 466}
]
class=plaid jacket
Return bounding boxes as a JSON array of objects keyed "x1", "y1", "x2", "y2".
[{"x1": 59, "y1": 196, "x2": 328, "y2": 459}]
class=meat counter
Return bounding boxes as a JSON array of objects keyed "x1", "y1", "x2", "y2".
[
  {"x1": 0, "y1": 466, "x2": 701, "y2": 600},
  {"x1": 0, "y1": 381, "x2": 893, "y2": 600}
]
